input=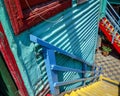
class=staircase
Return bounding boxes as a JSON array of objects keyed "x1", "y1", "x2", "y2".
[
  {"x1": 64, "y1": 76, "x2": 119, "y2": 96},
  {"x1": 99, "y1": 1, "x2": 120, "y2": 54}
]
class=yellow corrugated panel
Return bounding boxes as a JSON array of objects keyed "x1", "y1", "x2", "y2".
[{"x1": 63, "y1": 76, "x2": 119, "y2": 96}]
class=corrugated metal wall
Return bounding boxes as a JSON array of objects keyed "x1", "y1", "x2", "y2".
[{"x1": 0, "y1": 0, "x2": 101, "y2": 95}]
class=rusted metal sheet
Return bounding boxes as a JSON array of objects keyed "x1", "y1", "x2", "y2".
[
  {"x1": 4, "y1": 0, "x2": 72, "y2": 35},
  {"x1": 0, "y1": 23, "x2": 28, "y2": 96}
]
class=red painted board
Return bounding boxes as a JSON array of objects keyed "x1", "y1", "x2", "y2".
[
  {"x1": 4, "y1": 0, "x2": 72, "y2": 35},
  {"x1": 0, "y1": 23, "x2": 28, "y2": 96}
]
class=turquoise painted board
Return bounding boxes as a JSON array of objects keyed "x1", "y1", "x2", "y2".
[
  {"x1": 0, "y1": 0, "x2": 101, "y2": 95},
  {"x1": 100, "y1": 0, "x2": 107, "y2": 18}
]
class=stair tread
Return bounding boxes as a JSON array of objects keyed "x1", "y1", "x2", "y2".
[{"x1": 63, "y1": 78, "x2": 119, "y2": 96}]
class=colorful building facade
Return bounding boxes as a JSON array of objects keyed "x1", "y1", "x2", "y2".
[{"x1": 0, "y1": 0, "x2": 107, "y2": 95}]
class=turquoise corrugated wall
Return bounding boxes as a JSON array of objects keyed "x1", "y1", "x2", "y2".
[{"x1": 0, "y1": 0, "x2": 102, "y2": 95}]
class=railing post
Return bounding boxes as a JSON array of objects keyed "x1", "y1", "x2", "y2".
[
  {"x1": 82, "y1": 63, "x2": 87, "y2": 85},
  {"x1": 43, "y1": 48, "x2": 60, "y2": 95},
  {"x1": 111, "y1": 27, "x2": 117, "y2": 44}
]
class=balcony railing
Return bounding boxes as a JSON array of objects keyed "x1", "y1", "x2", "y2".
[
  {"x1": 106, "y1": 1, "x2": 120, "y2": 43},
  {"x1": 30, "y1": 34, "x2": 102, "y2": 95}
]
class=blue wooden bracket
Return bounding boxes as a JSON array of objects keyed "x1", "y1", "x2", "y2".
[
  {"x1": 54, "y1": 75, "x2": 100, "y2": 87},
  {"x1": 30, "y1": 34, "x2": 102, "y2": 95},
  {"x1": 51, "y1": 65, "x2": 91, "y2": 73},
  {"x1": 30, "y1": 34, "x2": 93, "y2": 66},
  {"x1": 51, "y1": 65, "x2": 101, "y2": 76},
  {"x1": 43, "y1": 49, "x2": 60, "y2": 95},
  {"x1": 82, "y1": 63, "x2": 87, "y2": 85}
]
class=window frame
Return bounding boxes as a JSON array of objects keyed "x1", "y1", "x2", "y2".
[{"x1": 4, "y1": 0, "x2": 72, "y2": 35}]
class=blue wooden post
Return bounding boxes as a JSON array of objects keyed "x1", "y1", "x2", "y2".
[
  {"x1": 43, "y1": 48, "x2": 60, "y2": 95},
  {"x1": 82, "y1": 63, "x2": 87, "y2": 85}
]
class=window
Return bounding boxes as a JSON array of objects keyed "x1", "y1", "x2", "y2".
[{"x1": 4, "y1": 0, "x2": 72, "y2": 35}]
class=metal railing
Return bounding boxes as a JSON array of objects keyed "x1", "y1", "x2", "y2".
[
  {"x1": 30, "y1": 34, "x2": 102, "y2": 95},
  {"x1": 107, "y1": 1, "x2": 120, "y2": 26},
  {"x1": 105, "y1": 1, "x2": 120, "y2": 43}
]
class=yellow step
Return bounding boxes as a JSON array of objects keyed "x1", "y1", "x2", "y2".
[
  {"x1": 76, "y1": 89, "x2": 86, "y2": 96},
  {"x1": 63, "y1": 76, "x2": 119, "y2": 96}
]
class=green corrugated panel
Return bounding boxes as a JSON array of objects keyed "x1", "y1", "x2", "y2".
[{"x1": 0, "y1": 0, "x2": 101, "y2": 95}]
